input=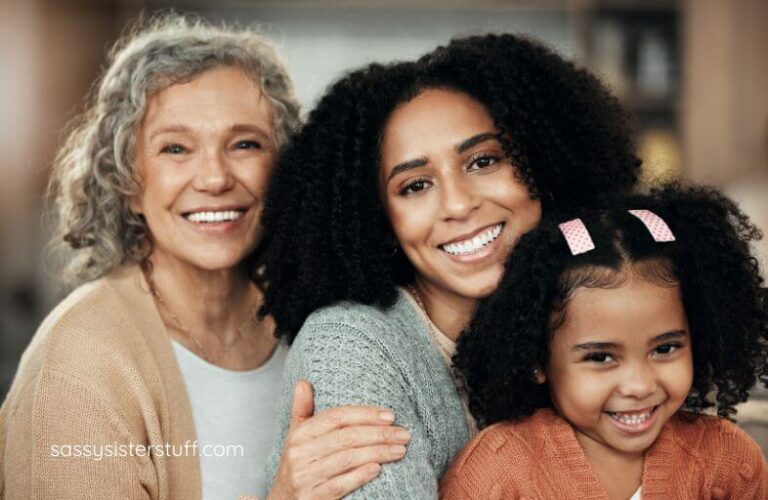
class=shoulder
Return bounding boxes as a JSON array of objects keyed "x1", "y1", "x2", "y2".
[
  {"x1": 8, "y1": 266, "x2": 153, "y2": 397},
  {"x1": 445, "y1": 411, "x2": 556, "y2": 478},
  {"x1": 449, "y1": 409, "x2": 557, "y2": 470},
  {"x1": 281, "y1": 292, "x2": 441, "y2": 411},
  {"x1": 669, "y1": 413, "x2": 761, "y2": 453},
  {"x1": 293, "y1": 291, "x2": 422, "y2": 354},
  {"x1": 668, "y1": 413, "x2": 767, "y2": 479},
  {"x1": 302, "y1": 295, "x2": 408, "y2": 334},
  {"x1": 440, "y1": 414, "x2": 548, "y2": 499}
]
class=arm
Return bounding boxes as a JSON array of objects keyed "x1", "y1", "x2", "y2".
[
  {"x1": 269, "y1": 321, "x2": 442, "y2": 499},
  {"x1": 267, "y1": 379, "x2": 411, "y2": 500},
  {"x1": 3, "y1": 368, "x2": 153, "y2": 498}
]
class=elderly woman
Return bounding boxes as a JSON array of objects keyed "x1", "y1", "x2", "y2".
[
  {"x1": 262, "y1": 34, "x2": 640, "y2": 497},
  {"x1": 0, "y1": 15, "x2": 408, "y2": 499}
]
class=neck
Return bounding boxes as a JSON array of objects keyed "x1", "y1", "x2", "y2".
[
  {"x1": 576, "y1": 430, "x2": 644, "y2": 497},
  {"x1": 146, "y1": 252, "x2": 256, "y2": 344},
  {"x1": 412, "y1": 277, "x2": 476, "y2": 341}
]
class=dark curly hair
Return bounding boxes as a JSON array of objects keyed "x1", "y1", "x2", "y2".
[
  {"x1": 260, "y1": 33, "x2": 641, "y2": 341},
  {"x1": 456, "y1": 184, "x2": 768, "y2": 428}
]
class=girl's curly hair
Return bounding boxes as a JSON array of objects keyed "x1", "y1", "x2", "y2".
[
  {"x1": 456, "y1": 184, "x2": 768, "y2": 428},
  {"x1": 47, "y1": 12, "x2": 301, "y2": 286},
  {"x1": 260, "y1": 33, "x2": 641, "y2": 341}
]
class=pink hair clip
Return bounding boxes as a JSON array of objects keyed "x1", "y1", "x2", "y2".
[
  {"x1": 628, "y1": 209, "x2": 676, "y2": 242},
  {"x1": 558, "y1": 218, "x2": 595, "y2": 255}
]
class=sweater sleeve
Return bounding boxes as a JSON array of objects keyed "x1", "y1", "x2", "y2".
[
  {"x1": 2, "y1": 368, "x2": 155, "y2": 499},
  {"x1": 712, "y1": 421, "x2": 768, "y2": 498},
  {"x1": 267, "y1": 318, "x2": 440, "y2": 499}
]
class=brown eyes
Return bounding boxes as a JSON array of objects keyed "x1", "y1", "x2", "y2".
[
  {"x1": 396, "y1": 154, "x2": 503, "y2": 196},
  {"x1": 583, "y1": 352, "x2": 615, "y2": 364},
  {"x1": 582, "y1": 343, "x2": 684, "y2": 364},
  {"x1": 466, "y1": 154, "x2": 501, "y2": 171},
  {"x1": 654, "y1": 343, "x2": 683, "y2": 355},
  {"x1": 399, "y1": 178, "x2": 431, "y2": 196}
]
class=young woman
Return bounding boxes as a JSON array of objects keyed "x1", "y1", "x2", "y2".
[{"x1": 262, "y1": 33, "x2": 641, "y2": 497}]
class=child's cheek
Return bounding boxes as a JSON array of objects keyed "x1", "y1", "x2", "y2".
[{"x1": 550, "y1": 365, "x2": 614, "y2": 423}]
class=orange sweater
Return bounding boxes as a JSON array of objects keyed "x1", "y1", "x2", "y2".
[{"x1": 440, "y1": 408, "x2": 768, "y2": 500}]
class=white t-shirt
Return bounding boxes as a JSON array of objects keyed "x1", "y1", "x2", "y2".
[
  {"x1": 629, "y1": 486, "x2": 642, "y2": 500},
  {"x1": 172, "y1": 340, "x2": 288, "y2": 500}
]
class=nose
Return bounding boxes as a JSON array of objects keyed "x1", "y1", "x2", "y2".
[
  {"x1": 440, "y1": 174, "x2": 480, "y2": 221},
  {"x1": 193, "y1": 148, "x2": 235, "y2": 194},
  {"x1": 617, "y1": 361, "x2": 658, "y2": 400}
]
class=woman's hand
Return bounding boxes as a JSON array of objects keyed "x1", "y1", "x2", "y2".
[{"x1": 266, "y1": 379, "x2": 411, "y2": 500}]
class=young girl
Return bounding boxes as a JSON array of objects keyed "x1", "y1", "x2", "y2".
[{"x1": 441, "y1": 185, "x2": 768, "y2": 499}]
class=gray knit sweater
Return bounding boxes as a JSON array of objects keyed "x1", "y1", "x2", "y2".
[{"x1": 266, "y1": 289, "x2": 471, "y2": 499}]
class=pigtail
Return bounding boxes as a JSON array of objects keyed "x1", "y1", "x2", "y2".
[
  {"x1": 455, "y1": 225, "x2": 569, "y2": 428},
  {"x1": 655, "y1": 184, "x2": 768, "y2": 418}
]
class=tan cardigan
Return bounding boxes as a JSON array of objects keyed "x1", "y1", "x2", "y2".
[{"x1": 0, "y1": 265, "x2": 201, "y2": 499}]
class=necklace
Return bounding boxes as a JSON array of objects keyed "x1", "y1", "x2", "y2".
[
  {"x1": 142, "y1": 262, "x2": 261, "y2": 365},
  {"x1": 406, "y1": 284, "x2": 454, "y2": 361}
]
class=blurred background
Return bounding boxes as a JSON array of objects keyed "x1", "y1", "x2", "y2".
[{"x1": 1, "y1": 0, "x2": 766, "y2": 452}]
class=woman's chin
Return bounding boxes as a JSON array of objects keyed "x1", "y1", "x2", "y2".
[
  {"x1": 154, "y1": 250, "x2": 250, "y2": 274},
  {"x1": 435, "y1": 275, "x2": 503, "y2": 302}
]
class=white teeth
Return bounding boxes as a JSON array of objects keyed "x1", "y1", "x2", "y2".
[
  {"x1": 441, "y1": 224, "x2": 503, "y2": 256},
  {"x1": 185, "y1": 210, "x2": 243, "y2": 223},
  {"x1": 608, "y1": 408, "x2": 654, "y2": 426}
]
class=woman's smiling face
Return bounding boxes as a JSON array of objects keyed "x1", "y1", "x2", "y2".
[
  {"x1": 379, "y1": 88, "x2": 541, "y2": 301},
  {"x1": 131, "y1": 66, "x2": 276, "y2": 272}
]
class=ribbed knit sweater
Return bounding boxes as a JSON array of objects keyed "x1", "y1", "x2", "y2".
[
  {"x1": 0, "y1": 265, "x2": 201, "y2": 498},
  {"x1": 267, "y1": 289, "x2": 471, "y2": 499},
  {"x1": 440, "y1": 408, "x2": 768, "y2": 499}
]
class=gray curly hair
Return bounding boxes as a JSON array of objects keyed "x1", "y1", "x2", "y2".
[{"x1": 47, "y1": 13, "x2": 301, "y2": 286}]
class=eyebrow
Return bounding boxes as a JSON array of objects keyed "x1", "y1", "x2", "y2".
[
  {"x1": 149, "y1": 125, "x2": 190, "y2": 142},
  {"x1": 385, "y1": 131, "x2": 501, "y2": 182},
  {"x1": 649, "y1": 330, "x2": 687, "y2": 343},
  {"x1": 149, "y1": 123, "x2": 271, "y2": 142},
  {"x1": 457, "y1": 132, "x2": 501, "y2": 153},
  {"x1": 386, "y1": 158, "x2": 428, "y2": 182},
  {"x1": 571, "y1": 330, "x2": 688, "y2": 352},
  {"x1": 571, "y1": 342, "x2": 618, "y2": 352},
  {"x1": 230, "y1": 123, "x2": 270, "y2": 138}
]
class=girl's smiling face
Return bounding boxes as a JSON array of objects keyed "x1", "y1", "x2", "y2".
[{"x1": 541, "y1": 270, "x2": 693, "y2": 460}]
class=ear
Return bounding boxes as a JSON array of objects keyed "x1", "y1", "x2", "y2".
[
  {"x1": 129, "y1": 195, "x2": 144, "y2": 215},
  {"x1": 533, "y1": 367, "x2": 547, "y2": 384}
]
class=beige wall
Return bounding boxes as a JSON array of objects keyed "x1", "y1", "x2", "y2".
[
  {"x1": 0, "y1": 0, "x2": 137, "y2": 287},
  {"x1": 0, "y1": 0, "x2": 141, "y2": 394},
  {"x1": 683, "y1": 0, "x2": 768, "y2": 449},
  {"x1": 682, "y1": 0, "x2": 768, "y2": 273}
]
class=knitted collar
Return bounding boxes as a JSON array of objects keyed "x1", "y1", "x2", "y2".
[{"x1": 536, "y1": 408, "x2": 695, "y2": 500}]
